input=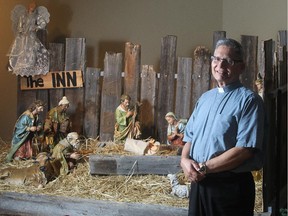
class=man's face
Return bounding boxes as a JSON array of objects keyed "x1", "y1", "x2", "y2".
[
  {"x1": 35, "y1": 106, "x2": 44, "y2": 114},
  {"x1": 70, "y1": 135, "x2": 80, "y2": 149},
  {"x1": 211, "y1": 45, "x2": 244, "y2": 87},
  {"x1": 60, "y1": 104, "x2": 69, "y2": 112},
  {"x1": 122, "y1": 99, "x2": 130, "y2": 109}
]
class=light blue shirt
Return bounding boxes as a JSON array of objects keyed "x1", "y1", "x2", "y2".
[{"x1": 183, "y1": 81, "x2": 265, "y2": 172}]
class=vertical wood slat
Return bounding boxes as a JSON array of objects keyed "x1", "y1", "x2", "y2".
[
  {"x1": 277, "y1": 30, "x2": 287, "y2": 86},
  {"x1": 262, "y1": 39, "x2": 274, "y2": 211},
  {"x1": 157, "y1": 35, "x2": 177, "y2": 143},
  {"x1": 213, "y1": 31, "x2": 226, "y2": 50},
  {"x1": 175, "y1": 57, "x2": 192, "y2": 119},
  {"x1": 84, "y1": 68, "x2": 101, "y2": 138},
  {"x1": 191, "y1": 47, "x2": 211, "y2": 113},
  {"x1": 140, "y1": 65, "x2": 157, "y2": 139},
  {"x1": 64, "y1": 38, "x2": 86, "y2": 135},
  {"x1": 124, "y1": 42, "x2": 141, "y2": 102},
  {"x1": 48, "y1": 43, "x2": 65, "y2": 109},
  {"x1": 100, "y1": 52, "x2": 123, "y2": 141},
  {"x1": 241, "y1": 35, "x2": 258, "y2": 91}
]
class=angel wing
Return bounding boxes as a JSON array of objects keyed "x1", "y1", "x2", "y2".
[
  {"x1": 36, "y1": 6, "x2": 50, "y2": 29},
  {"x1": 10, "y1": 4, "x2": 27, "y2": 34}
]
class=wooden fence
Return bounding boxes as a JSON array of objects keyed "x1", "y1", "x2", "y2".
[{"x1": 17, "y1": 31, "x2": 283, "y2": 144}]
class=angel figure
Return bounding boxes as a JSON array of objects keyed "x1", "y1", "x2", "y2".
[{"x1": 7, "y1": 2, "x2": 50, "y2": 76}]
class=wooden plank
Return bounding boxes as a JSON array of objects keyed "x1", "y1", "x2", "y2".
[
  {"x1": 100, "y1": 52, "x2": 123, "y2": 141},
  {"x1": 277, "y1": 30, "x2": 287, "y2": 86},
  {"x1": 64, "y1": 38, "x2": 86, "y2": 135},
  {"x1": 48, "y1": 43, "x2": 65, "y2": 109},
  {"x1": 157, "y1": 35, "x2": 177, "y2": 143},
  {"x1": 191, "y1": 47, "x2": 211, "y2": 112},
  {"x1": 213, "y1": 31, "x2": 226, "y2": 50},
  {"x1": 20, "y1": 70, "x2": 83, "y2": 90},
  {"x1": 262, "y1": 39, "x2": 274, "y2": 210},
  {"x1": 89, "y1": 155, "x2": 181, "y2": 175},
  {"x1": 175, "y1": 57, "x2": 192, "y2": 119},
  {"x1": 124, "y1": 42, "x2": 141, "y2": 102},
  {"x1": 84, "y1": 67, "x2": 101, "y2": 138},
  {"x1": 140, "y1": 65, "x2": 157, "y2": 139},
  {"x1": 241, "y1": 35, "x2": 258, "y2": 91},
  {"x1": 0, "y1": 192, "x2": 188, "y2": 216},
  {"x1": 17, "y1": 77, "x2": 37, "y2": 117}
]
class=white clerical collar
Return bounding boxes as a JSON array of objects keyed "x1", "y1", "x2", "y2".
[{"x1": 218, "y1": 87, "x2": 225, "y2": 93}]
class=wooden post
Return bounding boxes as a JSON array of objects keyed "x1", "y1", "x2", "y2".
[
  {"x1": 89, "y1": 155, "x2": 182, "y2": 175},
  {"x1": 213, "y1": 31, "x2": 226, "y2": 50},
  {"x1": 175, "y1": 57, "x2": 193, "y2": 119},
  {"x1": 100, "y1": 52, "x2": 123, "y2": 141},
  {"x1": 64, "y1": 38, "x2": 86, "y2": 135},
  {"x1": 241, "y1": 35, "x2": 258, "y2": 91},
  {"x1": 277, "y1": 30, "x2": 287, "y2": 87},
  {"x1": 157, "y1": 35, "x2": 177, "y2": 143},
  {"x1": 84, "y1": 67, "x2": 101, "y2": 138},
  {"x1": 48, "y1": 43, "x2": 65, "y2": 109},
  {"x1": 124, "y1": 42, "x2": 141, "y2": 102},
  {"x1": 191, "y1": 47, "x2": 211, "y2": 112},
  {"x1": 140, "y1": 65, "x2": 157, "y2": 139}
]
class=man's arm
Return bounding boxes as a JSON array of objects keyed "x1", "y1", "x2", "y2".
[{"x1": 204, "y1": 147, "x2": 254, "y2": 173}]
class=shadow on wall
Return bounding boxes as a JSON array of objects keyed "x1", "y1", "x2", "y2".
[{"x1": 46, "y1": 1, "x2": 72, "y2": 44}]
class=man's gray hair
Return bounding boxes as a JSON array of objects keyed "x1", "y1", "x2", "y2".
[{"x1": 215, "y1": 38, "x2": 244, "y2": 61}]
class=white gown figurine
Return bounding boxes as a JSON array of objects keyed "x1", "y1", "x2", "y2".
[{"x1": 7, "y1": 2, "x2": 50, "y2": 76}]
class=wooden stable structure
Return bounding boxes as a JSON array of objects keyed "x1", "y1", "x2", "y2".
[{"x1": 15, "y1": 30, "x2": 287, "y2": 215}]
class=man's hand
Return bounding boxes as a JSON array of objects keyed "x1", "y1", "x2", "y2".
[{"x1": 181, "y1": 158, "x2": 205, "y2": 183}]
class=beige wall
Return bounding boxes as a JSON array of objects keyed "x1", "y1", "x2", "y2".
[{"x1": 0, "y1": 0, "x2": 286, "y2": 141}]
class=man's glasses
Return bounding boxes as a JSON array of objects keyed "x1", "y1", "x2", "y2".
[{"x1": 211, "y1": 56, "x2": 243, "y2": 66}]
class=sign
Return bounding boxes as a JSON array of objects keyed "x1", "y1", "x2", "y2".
[{"x1": 20, "y1": 70, "x2": 83, "y2": 90}]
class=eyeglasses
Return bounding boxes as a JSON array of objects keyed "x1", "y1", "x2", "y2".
[{"x1": 211, "y1": 56, "x2": 243, "y2": 66}]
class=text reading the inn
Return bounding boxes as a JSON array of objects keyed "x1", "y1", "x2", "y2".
[{"x1": 21, "y1": 70, "x2": 83, "y2": 90}]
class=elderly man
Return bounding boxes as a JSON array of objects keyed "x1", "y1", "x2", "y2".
[
  {"x1": 51, "y1": 132, "x2": 81, "y2": 175},
  {"x1": 44, "y1": 96, "x2": 71, "y2": 151},
  {"x1": 181, "y1": 38, "x2": 265, "y2": 216}
]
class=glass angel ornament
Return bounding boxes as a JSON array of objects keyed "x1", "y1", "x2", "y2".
[{"x1": 7, "y1": 2, "x2": 50, "y2": 77}]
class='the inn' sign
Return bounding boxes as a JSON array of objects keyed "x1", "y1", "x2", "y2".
[{"x1": 20, "y1": 70, "x2": 83, "y2": 90}]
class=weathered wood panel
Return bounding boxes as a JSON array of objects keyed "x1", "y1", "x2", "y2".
[
  {"x1": 157, "y1": 35, "x2": 177, "y2": 143},
  {"x1": 124, "y1": 42, "x2": 141, "y2": 102},
  {"x1": 64, "y1": 38, "x2": 86, "y2": 135},
  {"x1": 191, "y1": 47, "x2": 211, "y2": 111},
  {"x1": 84, "y1": 67, "x2": 101, "y2": 138},
  {"x1": 175, "y1": 57, "x2": 192, "y2": 119},
  {"x1": 89, "y1": 155, "x2": 181, "y2": 175},
  {"x1": 48, "y1": 43, "x2": 65, "y2": 109},
  {"x1": 277, "y1": 30, "x2": 287, "y2": 86},
  {"x1": 140, "y1": 65, "x2": 157, "y2": 139},
  {"x1": 213, "y1": 31, "x2": 226, "y2": 50},
  {"x1": 100, "y1": 52, "x2": 123, "y2": 141},
  {"x1": 0, "y1": 192, "x2": 188, "y2": 216},
  {"x1": 241, "y1": 35, "x2": 258, "y2": 91},
  {"x1": 17, "y1": 77, "x2": 36, "y2": 116}
]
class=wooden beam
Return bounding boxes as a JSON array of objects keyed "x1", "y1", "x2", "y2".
[
  {"x1": 157, "y1": 35, "x2": 177, "y2": 143},
  {"x1": 89, "y1": 155, "x2": 182, "y2": 175},
  {"x1": 175, "y1": 57, "x2": 193, "y2": 119},
  {"x1": 140, "y1": 65, "x2": 157, "y2": 138},
  {"x1": 100, "y1": 52, "x2": 123, "y2": 141},
  {"x1": 0, "y1": 192, "x2": 188, "y2": 216}
]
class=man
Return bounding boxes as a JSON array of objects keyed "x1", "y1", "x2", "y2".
[
  {"x1": 181, "y1": 38, "x2": 265, "y2": 216},
  {"x1": 6, "y1": 100, "x2": 44, "y2": 162},
  {"x1": 114, "y1": 94, "x2": 141, "y2": 142},
  {"x1": 44, "y1": 96, "x2": 71, "y2": 151},
  {"x1": 51, "y1": 132, "x2": 81, "y2": 175}
]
